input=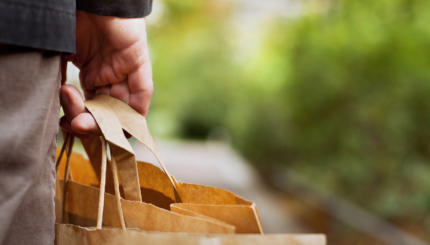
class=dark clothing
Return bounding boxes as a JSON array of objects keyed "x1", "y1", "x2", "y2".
[
  {"x1": 0, "y1": 0, "x2": 153, "y2": 53},
  {"x1": 0, "y1": 0, "x2": 75, "y2": 53},
  {"x1": 77, "y1": 0, "x2": 153, "y2": 20},
  {"x1": 0, "y1": 46, "x2": 61, "y2": 245}
]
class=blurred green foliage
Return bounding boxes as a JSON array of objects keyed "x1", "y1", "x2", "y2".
[
  {"x1": 149, "y1": 0, "x2": 430, "y2": 235},
  {"x1": 148, "y1": 0, "x2": 239, "y2": 138}
]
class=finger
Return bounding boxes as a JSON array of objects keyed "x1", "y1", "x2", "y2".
[
  {"x1": 79, "y1": 55, "x2": 103, "y2": 90},
  {"x1": 128, "y1": 64, "x2": 153, "y2": 116},
  {"x1": 83, "y1": 55, "x2": 127, "y2": 90},
  {"x1": 71, "y1": 113, "x2": 101, "y2": 135},
  {"x1": 110, "y1": 82, "x2": 130, "y2": 104},
  {"x1": 91, "y1": 41, "x2": 146, "y2": 89},
  {"x1": 60, "y1": 84, "x2": 101, "y2": 135},
  {"x1": 95, "y1": 60, "x2": 128, "y2": 88},
  {"x1": 60, "y1": 116, "x2": 73, "y2": 133},
  {"x1": 61, "y1": 115, "x2": 95, "y2": 138},
  {"x1": 60, "y1": 84, "x2": 86, "y2": 121},
  {"x1": 79, "y1": 72, "x2": 96, "y2": 99},
  {"x1": 83, "y1": 89, "x2": 96, "y2": 100},
  {"x1": 95, "y1": 85, "x2": 111, "y2": 96}
]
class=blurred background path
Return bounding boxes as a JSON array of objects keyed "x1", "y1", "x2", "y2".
[
  {"x1": 133, "y1": 139, "x2": 428, "y2": 245},
  {"x1": 133, "y1": 140, "x2": 306, "y2": 233}
]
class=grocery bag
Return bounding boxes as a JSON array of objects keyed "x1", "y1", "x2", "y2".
[
  {"x1": 55, "y1": 97, "x2": 235, "y2": 234},
  {"x1": 55, "y1": 95, "x2": 326, "y2": 245}
]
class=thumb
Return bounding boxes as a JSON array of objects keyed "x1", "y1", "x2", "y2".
[{"x1": 60, "y1": 84, "x2": 100, "y2": 135}]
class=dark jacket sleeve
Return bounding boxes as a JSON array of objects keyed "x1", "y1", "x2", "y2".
[{"x1": 77, "y1": 0, "x2": 153, "y2": 18}]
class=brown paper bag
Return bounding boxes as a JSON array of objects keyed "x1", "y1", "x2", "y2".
[
  {"x1": 86, "y1": 95, "x2": 263, "y2": 233},
  {"x1": 55, "y1": 141, "x2": 325, "y2": 245},
  {"x1": 57, "y1": 149, "x2": 260, "y2": 233},
  {"x1": 55, "y1": 95, "x2": 326, "y2": 245},
  {"x1": 55, "y1": 149, "x2": 235, "y2": 233},
  {"x1": 55, "y1": 98, "x2": 235, "y2": 234},
  {"x1": 56, "y1": 224, "x2": 326, "y2": 245}
]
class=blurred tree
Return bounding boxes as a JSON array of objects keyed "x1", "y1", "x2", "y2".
[
  {"x1": 227, "y1": 0, "x2": 430, "y2": 238},
  {"x1": 147, "y1": 0, "x2": 239, "y2": 138}
]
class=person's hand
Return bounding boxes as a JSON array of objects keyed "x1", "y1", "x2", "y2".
[{"x1": 60, "y1": 10, "x2": 153, "y2": 135}]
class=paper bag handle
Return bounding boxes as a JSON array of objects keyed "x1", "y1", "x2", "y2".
[
  {"x1": 96, "y1": 138, "x2": 126, "y2": 230},
  {"x1": 85, "y1": 96, "x2": 142, "y2": 201},
  {"x1": 55, "y1": 132, "x2": 74, "y2": 223},
  {"x1": 85, "y1": 95, "x2": 179, "y2": 197},
  {"x1": 57, "y1": 95, "x2": 180, "y2": 225},
  {"x1": 57, "y1": 135, "x2": 127, "y2": 230}
]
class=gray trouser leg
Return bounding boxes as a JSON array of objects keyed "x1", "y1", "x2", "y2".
[{"x1": 0, "y1": 46, "x2": 61, "y2": 245}]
